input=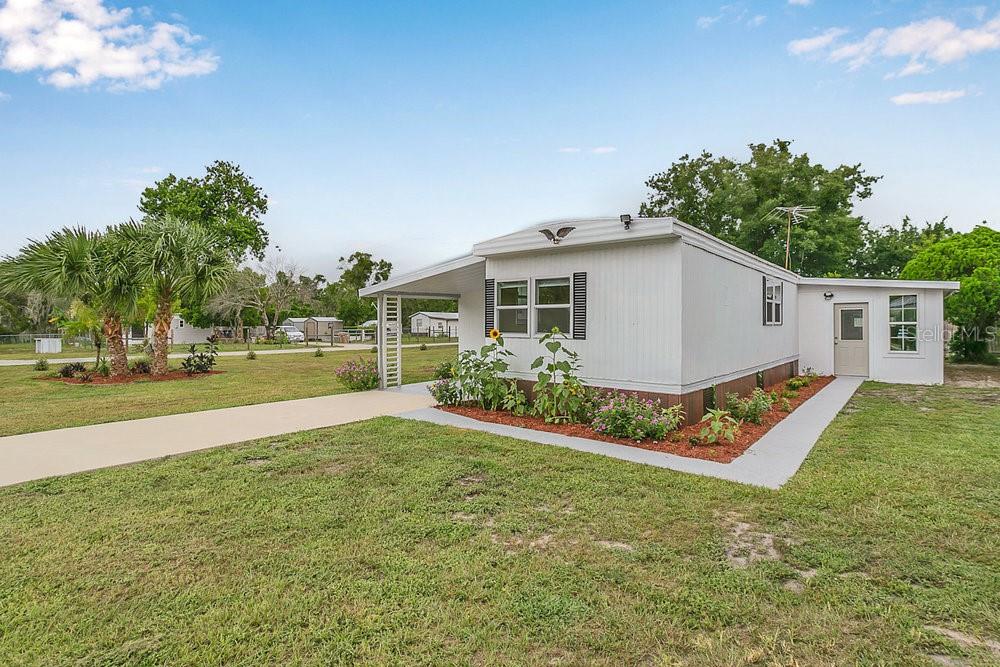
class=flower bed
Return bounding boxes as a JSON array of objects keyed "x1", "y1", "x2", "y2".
[
  {"x1": 438, "y1": 374, "x2": 834, "y2": 463},
  {"x1": 40, "y1": 370, "x2": 224, "y2": 385}
]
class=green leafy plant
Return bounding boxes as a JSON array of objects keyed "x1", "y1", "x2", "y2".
[
  {"x1": 500, "y1": 380, "x2": 529, "y2": 416},
  {"x1": 78, "y1": 371, "x2": 95, "y2": 383},
  {"x1": 130, "y1": 358, "x2": 152, "y2": 375},
  {"x1": 725, "y1": 387, "x2": 774, "y2": 425},
  {"x1": 592, "y1": 391, "x2": 685, "y2": 441},
  {"x1": 787, "y1": 375, "x2": 811, "y2": 390},
  {"x1": 695, "y1": 409, "x2": 740, "y2": 445},
  {"x1": 33, "y1": 358, "x2": 49, "y2": 371},
  {"x1": 530, "y1": 327, "x2": 588, "y2": 424},
  {"x1": 334, "y1": 358, "x2": 379, "y2": 391},
  {"x1": 782, "y1": 389, "x2": 799, "y2": 399},
  {"x1": 313, "y1": 348, "x2": 324, "y2": 357},
  {"x1": 432, "y1": 360, "x2": 455, "y2": 380},
  {"x1": 428, "y1": 378, "x2": 462, "y2": 406},
  {"x1": 95, "y1": 356, "x2": 111, "y2": 377},
  {"x1": 181, "y1": 338, "x2": 219, "y2": 376},
  {"x1": 455, "y1": 335, "x2": 515, "y2": 410},
  {"x1": 58, "y1": 362, "x2": 86, "y2": 378},
  {"x1": 369, "y1": 346, "x2": 378, "y2": 353},
  {"x1": 419, "y1": 342, "x2": 428, "y2": 351},
  {"x1": 246, "y1": 350, "x2": 257, "y2": 360},
  {"x1": 779, "y1": 397, "x2": 792, "y2": 412}
]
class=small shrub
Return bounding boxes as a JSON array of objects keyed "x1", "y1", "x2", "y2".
[
  {"x1": 782, "y1": 389, "x2": 799, "y2": 399},
  {"x1": 501, "y1": 380, "x2": 529, "y2": 416},
  {"x1": 33, "y1": 358, "x2": 49, "y2": 371},
  {"x1": 787, "y1": 376, "x2": 811, "y2": 390},
  {"x1": 428, "y1": 378, "x2": 461, "y2": 406},
  {"x1": 695, "y1": 409, "x2": 740, "y2": 445},
  {"x1": 130, "y1": 358, "x2": 152, "y2": 375},
  {"x1": 419, "y1": 343, "x2": 428, "y2": 351},
  {"x1": 592, "y1": 391, "x2": 685, "y2": 441},
  {"x1": 314, "y1": 348, "x2": 324, "y2": 357},
  {"x1": 95, "y1": 357, "x2": 111, "y2": 378},
  {"x1": 58, "y1": 362, "x2": 86, "y2": 378},
  {"x1": 78, "y1": 371, "x2": 95, "y2": 383},
  {"x1": 369, "y1": 346, "x2": 378, "y2": 353},
  {"x1": 181, "y1": 339, "x2": 219, "y2": 375},
  {"x1": 432, "y1": 360, "x2": 455, "y2": 380},
  {"x1": 246, "y1": 350, "x2": 257, "y2": 360},
  {"x1": 725, "y1": 387, "x2": 774, "y2": 425},
  {"x1": 779, "y1": 397, "x2": 792, "y2": 412},
  {"x1": 335, "y1": 358, "x2": 379, "y2": 391}
]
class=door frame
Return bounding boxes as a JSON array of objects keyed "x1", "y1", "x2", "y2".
[{"x1": 833, "y1": 302, "x2": 870, "y2": 377}]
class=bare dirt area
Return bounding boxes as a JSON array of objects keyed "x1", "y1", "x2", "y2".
[{"x1": 945, "y1": 362, "x2": 1000, "y2": 388}]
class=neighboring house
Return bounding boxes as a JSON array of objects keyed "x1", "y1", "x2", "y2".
[
  {"x1": 410, "y1": 311, "x2": 458, "y2": 337},
  {"x1": 361, "y1": 217, "x2": 958, "y2": 417},
  {"x1": 144, "y1": 315, "x2": 215, "y2": 345},
  {"x1": 281, "y1": 316, "x2": 344, "y2": 341}
]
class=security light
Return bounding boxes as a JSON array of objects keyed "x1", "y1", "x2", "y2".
[
  {"x1": 620, "y1": 214, "x2": 632, "y2": 230},
  {"x1": 824, "y1": 291, "x2": 834, "y2": 301}
]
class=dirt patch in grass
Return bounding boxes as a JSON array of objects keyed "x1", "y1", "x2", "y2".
[
  {"x1": 39, "y1": 370, "x2": 223, "y2": 385},
  {"x1": 945, "y1": 362, "x2": 1000, "y2": 388},
  {"x1": 721, "y1": 513, "x2": 787, "y2": 569},
  {"x1": 924, "y1": 625, "x2": 1000, "y2": 657},
  {"x1": 441, "y1": 376, "x2": 834, "y2": 464}
]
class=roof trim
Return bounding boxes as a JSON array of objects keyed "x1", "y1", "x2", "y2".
[
  {"x1": 359, "y1": 254, "x2": 484, "y2": 297},
  {"x1": 472, "y1": 217, "x2": 677, "y2": 257},
  {"x1": 411, "y1": 311, "x2": 459, "y2": 320},
  {"x1": 672, "y1": 220, "x2": 800, "y2": 282},
  {"x1": 799, "y1": 277, "x2": 961, "y2": 290}
]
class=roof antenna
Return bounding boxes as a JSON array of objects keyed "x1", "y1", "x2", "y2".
[
  {"x1": 620, "y1": 214, "x2": 633, "y2": 230},
  {"x1": 767, "y1": 206, "x2": 816, "y2": 270}
]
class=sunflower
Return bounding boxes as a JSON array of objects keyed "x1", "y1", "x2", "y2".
[{"x1": 488, "y1": 328, "x2": 501, "y2": 340}]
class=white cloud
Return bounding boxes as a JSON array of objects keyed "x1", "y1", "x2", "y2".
[
  {"x1": 788, "y1": 14, "x2": 1000, "y2": 74},
  {"x1": 0, "y1": 90, "x2": 9, "y2": 101},
  {"x1": 0, "y1": 0, "x2": 218, "y2": 91},
  {"x1": 788, "y1": 28, "x2": 848, "y2": 55},
  {"x1": 556, "y1": 147, "x2": 581, "y2": 153},
  {"x1": 591, "y1": 146, "x2": 617, "y2": 154},
  {"x1": 748, "y1": 15, "x2": 766, "y2": 28},
  {"x1": 696, "y1": 15, "x2": 720, "y2": 30},
  {"x1": 788, "y1": 0, "x2": 813, "y2": 6},
  {"x1": 890, "y1": 89, "x2": 966, "y2": 105}
]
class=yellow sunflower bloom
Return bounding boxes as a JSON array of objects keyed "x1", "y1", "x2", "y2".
[{"x1": 488, "y1": 328, "x2": 501, "y2": 340}]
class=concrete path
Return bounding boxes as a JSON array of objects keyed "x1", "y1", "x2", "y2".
[
  {"x1": 0, "y1": 389, "x2": 436, "y2": 487},
  {"x1": 0, "y1": 342, "x2": 456, "y2": 367},
  {"x1": 400, "y1": 376, "x2": 864, "y2": 489}
]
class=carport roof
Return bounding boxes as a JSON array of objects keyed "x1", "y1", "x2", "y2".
[{"x1": 359, "y1": 254, "x2": 485, "y2": 299}]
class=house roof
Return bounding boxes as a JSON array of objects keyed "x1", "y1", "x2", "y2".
[
  {"x1": 411, "y1": 311, "x2": 458, "y2": 320},
  {"x1": 360, "y1": 217, "x2": 960, "y2": 297},
  {"x1": 308, "y1": 316, "x2": 342, "y2": 322},
  {"x1": 284, "y1": 317, "x2": 308, "y2": 324}
]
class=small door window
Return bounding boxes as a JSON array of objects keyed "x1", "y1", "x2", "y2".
[{"x1": 840, "y1": 308, "x2": 864, "y2": 341}]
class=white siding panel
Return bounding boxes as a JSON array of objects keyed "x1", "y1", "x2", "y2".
[
  {"x1": 798, "y1": 285, "x2": 946, "y2": 384},
  {"x1": 485, "y1": 240, "x2": 683, "y2": 390},
  {"x1": 680, "y1": 244, "x2": 799, "y2": 386}
]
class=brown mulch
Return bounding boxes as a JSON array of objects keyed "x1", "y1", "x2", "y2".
[
  {"x1": 439, "y1": 375, "x2": 835, "y2": 463},
  {"x1": 39, "y1": 370, "x2": 224, "y2": 385}
]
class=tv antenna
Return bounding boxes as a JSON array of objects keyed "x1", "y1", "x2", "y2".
[{"x1": 768, "y1": 206, "x2": 817, "y2": 270}]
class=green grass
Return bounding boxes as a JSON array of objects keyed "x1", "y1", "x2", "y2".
[
  {"x1": 0, "y1": 341, "x2": 337, "y2": 359},
  {"x1": 0, "y1": 345, "x2": 455, "y2": 436},
  {"x1": 1, "y1": 379, "x2": 997, "y2": 664}
]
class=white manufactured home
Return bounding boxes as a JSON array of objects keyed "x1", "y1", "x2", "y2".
[
  {"x1": 361, "y1": 217, "x2": 958, "y2": 419},
  {"x1": 410, "y1": 311, "x2": 459, "y2": 337}
]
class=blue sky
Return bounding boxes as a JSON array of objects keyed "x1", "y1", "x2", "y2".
[{"x1": 1, "y1": 0, "x2": 998, "y2": 277}]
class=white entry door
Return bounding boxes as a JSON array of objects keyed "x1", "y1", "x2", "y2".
[{"x1": 834, "y1": 303, "x2": 869, "y2": 376}]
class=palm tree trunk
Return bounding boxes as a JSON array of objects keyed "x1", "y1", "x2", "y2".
[
  {"x1": 152, "y1": 299, "x2": 172, "y2": 376},
  {"x1": 102, "y1": 315, "x2": 129, "y2": 379}
]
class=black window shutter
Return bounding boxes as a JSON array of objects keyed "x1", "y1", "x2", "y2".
[
  {"x1": 762, "y1": 275, "x2": 767, "y2": 326},
  {"x1": 572, "y1": 272, "x2": 587, "y2": 340},
  {"x1": 484, "y1": 279, "x2": 495, "y2": 335}
]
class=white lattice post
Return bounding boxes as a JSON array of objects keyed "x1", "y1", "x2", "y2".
[{"x1": 377, "y1": 295, "x2": 387, "y2": 389}]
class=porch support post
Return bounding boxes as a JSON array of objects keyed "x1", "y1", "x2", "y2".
[{"x1": 377, "y1": 294, "x2": 387, "y2": 389}]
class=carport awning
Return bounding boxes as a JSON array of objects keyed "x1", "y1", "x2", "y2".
[{"x1": 359, "y1": 254, "x2": 485, "y2": 299}]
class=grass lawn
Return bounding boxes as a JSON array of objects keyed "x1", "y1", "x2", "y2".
[
  {"x1": 0, "y1": 341, "x2": 348, "y2": 360},
  {"x1": 0, "y1": 345, "x2": 455, "y2": 437},
  {"x1": 1, "y1": 378, "x2": 997, "y2": 664}
]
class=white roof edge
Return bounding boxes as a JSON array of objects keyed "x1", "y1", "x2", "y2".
[
  {"x1": 671, "y1": 220, "x2": 801, "y2": 282},
  {"x1": 359, "y1": 254, "x2": 484, "y2": 297},
  {"x1": 799, "y1": 277, "x2": 961, "y2": 290}
]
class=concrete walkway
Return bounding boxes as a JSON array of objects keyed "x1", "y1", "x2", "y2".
[
  {"x1": 400, "y1": 376, "x2": 864, "y2": 489},
  {"x1": 0, "y1": 342, "x2": 456, "y2": 367},
  {"x1": 0, "y1": 389, "x2": 436, "y2": 487}
]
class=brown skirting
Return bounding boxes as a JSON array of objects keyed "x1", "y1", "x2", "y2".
[{"x1": 516, "y1": 360, "x2": 798, "y2": 426}]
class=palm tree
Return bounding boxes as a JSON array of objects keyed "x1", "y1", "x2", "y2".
[
  {"x1": 0, "y1": 226, "x2": 145, "y2": 378},
  {"x1": 139, "y1": 216, "x2": 232, "y2": 375}
]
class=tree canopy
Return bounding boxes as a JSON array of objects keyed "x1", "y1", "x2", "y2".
[
  {"x1": 901, "y1": 225, "x2": 1000, "y2": 362},
  {"x1": 640, "y1": 139, "x2": 881, "y2": 276},
  {"x1": 139, "y1": 160, "x2": 270, "y2": 262}
]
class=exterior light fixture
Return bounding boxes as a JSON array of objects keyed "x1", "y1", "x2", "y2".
[
  {"x1": 620, "y1": 214, "x2": 632, "y2": 230},
  {"x1": 824, "y1": 291, "x2": 834, "y2": 301}
]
